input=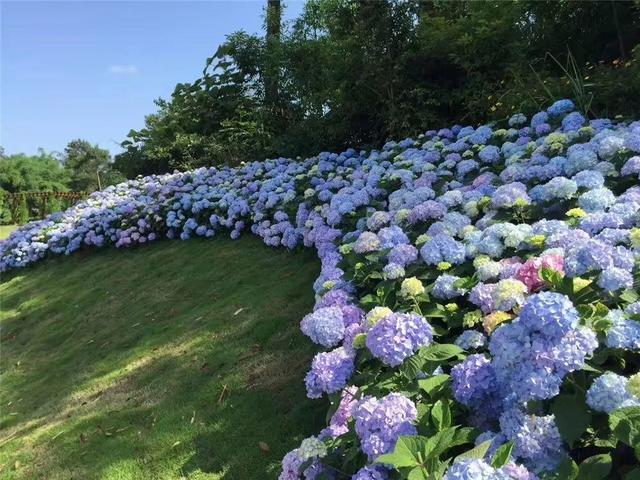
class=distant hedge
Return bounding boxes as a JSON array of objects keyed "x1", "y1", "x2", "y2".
[{"x1": 0, "y1": 191, "x2": 87, "y2": 225}]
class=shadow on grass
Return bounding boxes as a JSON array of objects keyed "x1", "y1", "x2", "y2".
[{"x1": 0, "y1": 236, "x2": 326, "y2": 479}]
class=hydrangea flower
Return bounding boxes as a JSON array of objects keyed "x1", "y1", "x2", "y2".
[
  {"x1": 366, "y1": 312, "x2": 433, "y2": 366},
  {"x1": 353, "y1": 393, "x2": 417, "y2": 460},
  {"x1": 400, "y1": 277, "x2": 424, "y2": 297},
  {"x1": 586, "y1": 372, "x2": 640, "y2": 413},
  {"x1": 301, "y1": 307, "x2": 346, "y2": 347},
  {"x1": 605, "y1": 310, "x2": 640, "y2": 350},
  {"x1": 597, "y1": 267, "x2": 634, "y2": 292},
  {"x1": 305, "y1": 347, "x2": 355, "y2": 398},
  {"x1": 455, "y1": 330, "x2": 487, "y2": 350},
  {"x1": 432, "y1": 274, "x2": 466, "y2": 299},
  {"x1": 499, "y1": 409, "x2": 565, "y2": 473}
]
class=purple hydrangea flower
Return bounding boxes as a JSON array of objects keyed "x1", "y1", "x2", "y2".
[
  {"x1": 353, "y1": 393, "x2": 418, "y2": 460},
  {"x1": 366, "y1": 312, "x2": 433, "y2": 366}
]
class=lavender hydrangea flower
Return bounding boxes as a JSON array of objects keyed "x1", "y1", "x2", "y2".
[
  {"x1": 305, "y1": 347, "x2": 355, "y2": 398},
  {"x1": 491, "y1": 183, "x2": 530, "y2": 209},
  {"x1": 451, "y1": 354, "x2": 498, "y2": 408},
  {"x1": 366, "y1": 312, "x2": 433, "y2": 366},
  {"x1": 351, "y1": 466, "x2": 388, "y2": 480},
  {"x1": 499, "y1": 408, "x2": 565, "y2": 473},
  {"x1": 353, "y1": 393, "x2": 417, "y2": 460},
  {"x1": 597, "y1": 267, "x2": 634, "y2": 292}
]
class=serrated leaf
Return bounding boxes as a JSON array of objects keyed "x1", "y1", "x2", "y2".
[
  {"x1": 418, "y1": 374, "x2": 450, "y2": 397},
  {"x1": 620, "y1": 289, "x2": 639, "y2": 303},
  {"x1": 401, "y1": 355, "x2": 426, "y2": 380},
  {"x1": 408, "y1": 467, "x2": 429, "y2": 480},
  {"x1": 431, "y1": 400, "x2": 451, "y2": 431},
  {"x1": 552, "y1": 457, "x2": 579, "y2": 480},
  {"x1": 609, "y1": 406, "x2": 640, "y2": 448},
  {"x1": 551, "y1": 394, "x2": 591, "y2": 447},
  {"x1": 454, "y1": 439, "x2": 492, "y2": 462},
  {"x1": 419, "y1": 344, "x2": 464, "y2": 361},
  {"x1": 375, "y1": 435, "x2": 427, "y2": 468},
  {"x1": 491, "y1": 441, "x2": 513, "y2": 468},
  {"x1": 577, "y1": 454, "x2": 611, "y2": 480}
]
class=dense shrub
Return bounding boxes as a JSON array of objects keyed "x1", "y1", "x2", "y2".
[{"x1": 2, "y1": 101, "x2": 640, "y2": 479}]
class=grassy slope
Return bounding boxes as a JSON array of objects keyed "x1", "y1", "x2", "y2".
[
  {"x1": 0, "y1": 236, "x2": 325, "y2": 480},
  {"x1": 0, "y1": 226, "x2": 16, "y2": 240}
]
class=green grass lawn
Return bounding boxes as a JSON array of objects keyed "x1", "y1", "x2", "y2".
[
  {"x1": 0, "y1": 236, "x2": 325, "y2": 480},
  {"x1": 0, "y1": 225, "x2": 16, "y2": 240}
]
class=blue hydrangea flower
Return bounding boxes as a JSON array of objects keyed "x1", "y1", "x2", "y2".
[
  {"x1": 586, "y1": 372, "x2": 640, "y2": 413},
  {"x1": 597, "y1": 267, "x2": 634, "y2": 292},
  {"x1": 499, "y1": 408, "x2": 565, "y2": 473},
  {"x1": 455, "y1": 330, "x2": 487, "y2": 350},
  {"x1": 606, "y1": 310, "x2": 640, "y2": 350},
  {"x1": 518, "y1": 292, "x2": 578, "y2": 338},
  {"x1": 432, "y1": 274, "x2": 467, "y2": 299},
  {"x1": 300, "y1": 306, "x2": 346, "y2": 347},
  {"x1": 420, "y1": 234, "x2": 466, "y2": 265},
  {"x1": 547, "y1": 99, "x2": 575, "y2": 117},
  {"x1": 351, "y1": 466, "x2": 388, "y2": 480}
]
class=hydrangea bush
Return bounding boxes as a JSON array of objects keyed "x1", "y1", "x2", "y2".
[{"x1": 2, "y1": 100, "x2": 640, "y2": 479}]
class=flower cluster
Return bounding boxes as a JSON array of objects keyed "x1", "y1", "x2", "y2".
[{"x1": 3, "y1": 100, "x2": 640, "y2": 479}]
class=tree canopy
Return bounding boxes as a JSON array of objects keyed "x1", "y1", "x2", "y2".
[{"x1": 78, "y1": 2, "x2": 639, "y2": 177}]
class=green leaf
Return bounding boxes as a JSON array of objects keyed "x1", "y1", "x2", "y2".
[
  {"x1": 552, "y1": 457, "x2": 579, "y2": 480},
  {"x1": 375, "y1": 436, "x2": 427, "y2": 468},
  {"x1": 454, "y1": 439, "x2": 492, "y2": 462},
  {"x1": 418, "y1": 374, "x2": 451, "y2": 397},
  {"x1": 624, "y1": 469, "x2": 640, "y2": 480},
  {"x1": 551, "y1": 394, "x2": 591, "y2": 447},
  {"x1": 609, "y1": 406, "x2": 640, "y2": 448},
  {"x1": 401, "y1": 355, "x2": 427, "y2": 380},
  {"x1": 408, "y1": 467, "x2": 429, "y2": 480},
  {"x1": 577, "y1": 454, "x2": 612, "y2": 480},
  {"x1": 431, "y1": 400, "x2": 451, "y2": 431},
  {"x1": 620, "y1": 289, "x2": 639, "y2": 303},
  {"x1": 491, "y1": 441, "x2": 514, "y2": 468},
  {"x1": 419, "y1": 344, "x2": 464, "y2": 362}
]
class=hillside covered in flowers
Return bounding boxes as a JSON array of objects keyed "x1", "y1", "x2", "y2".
[{"x1": 2, "y1": 100, "x2": 640, "y2": 479}]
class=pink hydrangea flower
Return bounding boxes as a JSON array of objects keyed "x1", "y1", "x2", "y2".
[{"x1": 516, "y1": 254, "x2": 564, "y2": 292}]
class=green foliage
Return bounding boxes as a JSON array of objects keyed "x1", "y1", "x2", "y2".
[
  {"x1": 0, "y1": 149, "x2": 69, "y2": 193},
  {"x1": 115, "y1": 0, "x2": 640, "y2": 178},
  {"x1": 551, "y1": 393, "x2": 592, "y2": 447},
  {"x1": 577, "y1": 454, "x2": 612, "y2": 480},
  {"x1": 63, "y1": 139, "x2": 124, "y2": 192},
  {"x1": 609, "y1": 407, "x2": 640, "y2": 448}
]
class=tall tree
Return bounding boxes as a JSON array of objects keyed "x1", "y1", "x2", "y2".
[
  {"x1": 63, "y1": 140, "x2": 123, "y2": 192},
  {"x1": 264, "y1": 0, "x2": 282, "y2": 107}
]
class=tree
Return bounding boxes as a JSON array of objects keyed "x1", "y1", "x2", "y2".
[
  {"x1": 0, "y1": 150, "x2": 69, "y2": 193},
  {"x1": 114, "y1": 0, "x2": 640, "y2": 178},
  {"x1": 63, "y1": 140, "x2": 124, "y2": 192}
]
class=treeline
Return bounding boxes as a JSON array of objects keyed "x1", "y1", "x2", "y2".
[
  {"x1": 0, "y1": 141, "x2": 124, "y2": 223},
  {"x1": 113, "y1": 0, "x2": 640, "y2": 177}
]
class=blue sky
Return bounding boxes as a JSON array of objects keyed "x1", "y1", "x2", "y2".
[{"x1": 1, "y1": 0, "x2": 305, "y2": 157}]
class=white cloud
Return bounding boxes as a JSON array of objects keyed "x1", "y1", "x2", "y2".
[{"x1": 107, "y1": 64, "x2": 139, "y2": 75}]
